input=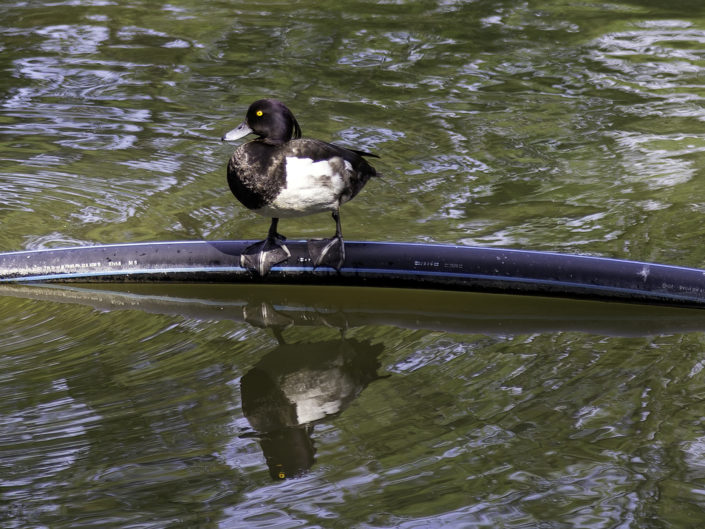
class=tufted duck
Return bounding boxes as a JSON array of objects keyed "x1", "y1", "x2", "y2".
[{"x1": 222, "y1": 99, "x2": 378, "y2": 275}]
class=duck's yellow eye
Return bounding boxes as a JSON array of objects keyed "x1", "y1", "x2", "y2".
[{"x1": 256, "y1": 110, "x2": 263, "y2": 117}]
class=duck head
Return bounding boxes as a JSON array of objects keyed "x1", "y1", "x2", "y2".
[{"x1": 222, "y1": 99, "x2": 302, "y2": 145}]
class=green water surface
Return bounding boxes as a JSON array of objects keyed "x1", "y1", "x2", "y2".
[{"x1": 3, "y1": 0, "x2": 705, "y2": 527}]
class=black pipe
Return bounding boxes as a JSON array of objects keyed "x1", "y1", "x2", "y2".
[{"x1": 1, "y1": 240, "x2": 705, "y2": 308}]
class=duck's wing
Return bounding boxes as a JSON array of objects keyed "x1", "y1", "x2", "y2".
[
  {"x1": 283, "y1": 139, "x2": 379, "y2": 203},
  {"x1": 343, "y1": 147, "x2": 379, "y2": 159},
  {"x1": 286, "y1": 139, "x2": 378, "y2": 176}
]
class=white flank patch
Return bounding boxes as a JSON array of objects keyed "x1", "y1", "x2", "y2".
[{"x1": 259, "y1": 156, "x2": 346, "y2": 217}]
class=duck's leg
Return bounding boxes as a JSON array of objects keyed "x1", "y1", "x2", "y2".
[
  {"x1": 308, "y1": 210, "x2": 345, "y2": 271},
  {"x1": 241, "y1": 218, "x2": 291, "y2": 276}
]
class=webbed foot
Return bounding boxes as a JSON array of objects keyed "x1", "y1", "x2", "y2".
[
  {"x1": 307, "y1": 236, "x2": 345, "y2": 271},
  {"x1": 241, "y1": 237, "x2": 290, "y2": 276}
]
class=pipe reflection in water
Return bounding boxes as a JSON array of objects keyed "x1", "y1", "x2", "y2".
[
  {"x1": 2, "y1": 282, "x2": 705, "y2": 486},
  {"x1": 240, "y1": 303, "x2": 385, "y2": 480}
]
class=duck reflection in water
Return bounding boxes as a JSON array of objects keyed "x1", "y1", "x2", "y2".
[{"x1": 240, "y1": 315, "x2": 385, "y2": 480}]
